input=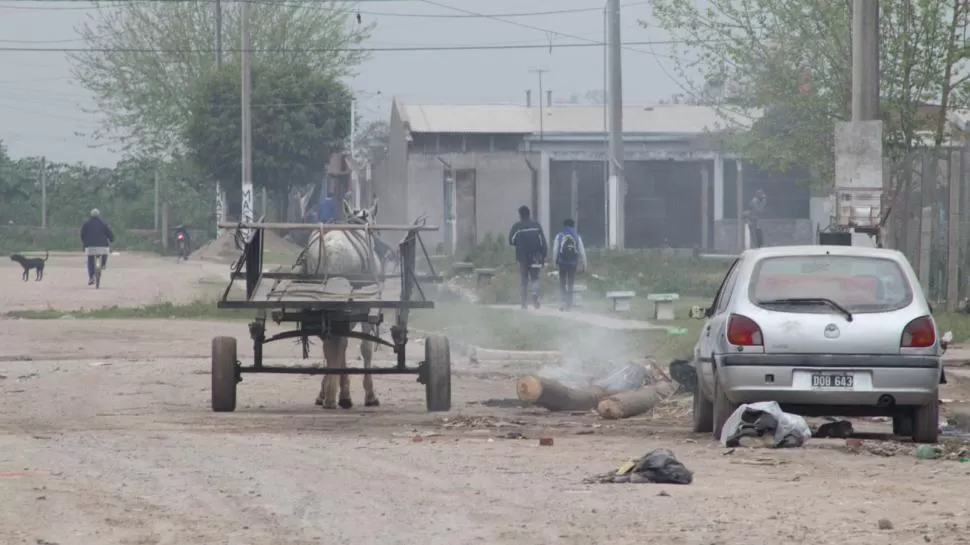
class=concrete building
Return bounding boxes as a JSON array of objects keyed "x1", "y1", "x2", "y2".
[{"x1": 371, "y1": 98, "x2": 814, "y2": 253}]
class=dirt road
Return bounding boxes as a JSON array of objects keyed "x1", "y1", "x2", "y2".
[{"x1": 2, "y1": 254, "x2": 970, "y2": 544}]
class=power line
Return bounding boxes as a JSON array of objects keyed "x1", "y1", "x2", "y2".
[
  {"x1": 0, "y1": 40, "x2": 696, "y2": 53},
  {"x1": 0, "y1": 0, "x2": 653, "y2": 17},
  {"x1": 416, "y1": 0, "x2": 667, "y2": 58}
]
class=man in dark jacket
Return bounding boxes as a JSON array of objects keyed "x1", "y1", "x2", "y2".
[
  {"x1": 508, "y1": 205, "x2": 548, "y2": 309},
  {"x1": 80, "y1": 208, "x2": 115, "y2": 285}
]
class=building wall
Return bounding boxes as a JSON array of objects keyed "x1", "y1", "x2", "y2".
[
  {"x1": 715, "y1": 219, "x2": 814, "y2": 251},
  {"x1": 406, "y1": 152, "x2": 538, "y2": 251},
  {"x1": 376, "y1": 105, "x2": 409, "y2": 225}
]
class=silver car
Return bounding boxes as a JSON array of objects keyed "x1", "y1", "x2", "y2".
[{"x1": 688, "y1": 245, "x2": 945, "y2": 443}]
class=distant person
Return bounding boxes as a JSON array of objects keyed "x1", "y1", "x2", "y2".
[
  {"x1": 508, "y1": 205, "x2": 548, "y2": 310},
  {"x1": 317, "y1": 191, "x2": 340, "y2": 223},
  {"x1": 552, "y1": 218, "x2": 587, "y2": 311},
  {"x1": 744, "y1": 189, "x2": 766, "y2": 249},
  {"x1": 80, "y1": 208, "x2": 114, "y2": 285}
]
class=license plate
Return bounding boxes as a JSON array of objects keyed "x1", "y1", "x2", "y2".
[{"x1": 811, "y1": 373, "x2": 854, "y2": 389}]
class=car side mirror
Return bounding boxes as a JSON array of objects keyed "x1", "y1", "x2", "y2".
[{"x1": 689, "y1": 305, "x2": 707, "y2": 320}]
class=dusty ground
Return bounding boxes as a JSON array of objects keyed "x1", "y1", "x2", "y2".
[{"x1": 2, "y1": 254, "x2": 970, "y2": 545}]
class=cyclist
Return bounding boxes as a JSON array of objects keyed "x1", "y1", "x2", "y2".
[
  {"x1": 173, "y1": 224, "x2": 191, "y2": 260},
  {"x1": 80, "y1": 208, "x2": 115, "y2": 285}
]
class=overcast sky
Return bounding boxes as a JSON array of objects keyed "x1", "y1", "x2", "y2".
[{"x1": 0, "y1": 0, "x2": 685, "y2": 166}]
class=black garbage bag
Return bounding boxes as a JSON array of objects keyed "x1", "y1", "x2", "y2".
[
  {"x1": 668, "y1": 359, "x2": 696, "y2": 394},
  {"x1": 629, "y1": 448, "x2": 693, "y2": 485}
]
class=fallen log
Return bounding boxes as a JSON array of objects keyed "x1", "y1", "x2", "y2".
[
  {"x1": 596, "y1": 380, "x2": 677, "y2": 420},
  {"x1": 516, "y1": 375, "x2": 608, "y2": 412}
]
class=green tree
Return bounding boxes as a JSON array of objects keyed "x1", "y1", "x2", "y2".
[
  {"x1": 0, "y1": 141, "x2": 34, "y2": 223},
  {"x1": 184, "y1": 61, "x2": 352, "y2": 220},
  {"x1": 70, "y1": 1, "x2": 371, "y2": 155},
  {"x1": 648, "y1": 0, "x2": 970, "y2": 186},
  {"x1": 355, "y1": 119, "x2": 390, "y2": 166}
]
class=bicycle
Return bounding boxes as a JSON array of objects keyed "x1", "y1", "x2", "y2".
[{"x1": 85, "y1": 246, "x2": 110, "y2": 289}]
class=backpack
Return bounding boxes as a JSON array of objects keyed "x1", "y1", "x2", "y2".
[{"x1": 559, "y1": 233, "x2": 578, "y2": 263}]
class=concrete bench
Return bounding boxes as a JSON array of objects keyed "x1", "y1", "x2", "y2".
[
  {"x1": 605, "y1": 291, "x2": 636, "y2": 312},
  {"x1": 451, "y1": 261, "x2": 475, "y2": 275},
  {"x1": 474, "y1": 267, "x2": 497, "y2": 287},
  {"x1": 647, "y1": 293, "x2": 680, "y2": 321},
  {"x1": 572, "y1": 283, "x2": 587, "y2": 307}
]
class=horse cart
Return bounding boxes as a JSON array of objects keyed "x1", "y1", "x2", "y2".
[{"x1": 211, "y1": 218, "x2": 449, "y2": 412}]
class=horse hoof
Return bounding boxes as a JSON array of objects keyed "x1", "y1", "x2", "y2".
[
  {"x1": 339, "y1": 398, "x2": 353, "y2": 409},
  {"x1": 365, "y1": 399, "x2": 380, "y2": 407},
  {"x1": 314, "y1": 398, "x2": 323, "y2": 406},
  {"x1": 321, "y1": 402, "x2": 337, "y2": 410}
]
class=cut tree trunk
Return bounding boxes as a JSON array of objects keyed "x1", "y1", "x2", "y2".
[
  {"x1": 596, "y1": 380, "x2": 677, "y2": 420},
  {"x1": 516, "y1": 375, "x2": 608, "y2": 412}
]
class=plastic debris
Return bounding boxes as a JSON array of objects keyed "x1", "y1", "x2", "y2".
[
  {"x1": 721, "y1": 401, "x2": 812, "y2": 448},
  {"x1": 584, "y1": 448, "x2": 693, "y2": 485}
]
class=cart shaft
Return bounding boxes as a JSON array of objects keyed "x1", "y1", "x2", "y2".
[
  {"x1": 218, "y1": 221, "x2": 438, "y2": 232},
  {"x1": 238, "y1": 365, "x2": 421, "y2": 375}
]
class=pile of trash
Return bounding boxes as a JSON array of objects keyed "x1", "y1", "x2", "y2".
[{"x1": 585, "y1": 448, "x2": 693, "y2": 485}]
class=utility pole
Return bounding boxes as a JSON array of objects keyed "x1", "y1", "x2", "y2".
[
  {"x1": 154, "y1": 169, "x2": 160, "y2": 231},
  {"x1": 851, "y1": 0, "x2": 879, "y2": 121},
  {"x1": 350, "y1": 99, "x2": 360, "y2": 209},
  {"x1": 39, "y1": 157, "x2": 46, "y2": 229},
  {"x1": 214, "y1": 0, "x2": 225, "y2": 235},
  {"x1": 528, "y1": 68, "x2": 548, "y2": 139},
  {"x1": 240, "y1": 0, "x2": 254, "y2": 232},
  {"x1": 606, "y1": 0, "x2": 625, "y2": 248}
]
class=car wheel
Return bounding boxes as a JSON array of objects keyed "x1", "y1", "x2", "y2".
[
  {"x1": 912, "y1": 399, "x2": 939, "y2": 444},
  {"x1": 711, "y1": 369, "x2": 738, "y2": 442},
  {"x1": 892, "y1": 415, "x2": 913, "y2": 437},
  {"x1": 692, "y1": 376, "x2": 714, "y2": 433}
]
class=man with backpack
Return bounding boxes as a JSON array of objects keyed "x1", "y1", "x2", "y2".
[
  {"x1": 552, "y1": 218, "x2": 587, "y2": 311},
  {"x1": 508, "y1": 205, "x2": 548, "y2": 309}
]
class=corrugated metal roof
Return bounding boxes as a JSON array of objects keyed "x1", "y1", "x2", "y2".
[{"x1": 395, "y1": 99, "x2": 761, "y2": 135}]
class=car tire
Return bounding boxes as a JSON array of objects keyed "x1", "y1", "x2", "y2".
[
  {"x1": 692, "y1": 376, "x2": 714, "y2": 433},
  {"x1": 912, "y1": 399, "x2": 939, "y2": 444},
  {"x1": 711, "y1": 369, "x2": 738, "y2": 442},
  {"x1": 892, "y1": 415, "x2": 913, "y2": 437}
]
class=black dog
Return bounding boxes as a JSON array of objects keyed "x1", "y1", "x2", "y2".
[{"x1": 10, "y1": 251, "x2": 49, "y2": 281}]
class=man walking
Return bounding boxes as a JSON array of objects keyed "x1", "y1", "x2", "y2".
[
  {"x1": 744, "y1": 189, "x2": 767, "y2": 249},
  {"x1": 508, "y1": 205, "x2": 547, "y2": 309},
  {"x1": 80, "y1": 208, "x2": 114, "y2": 285},
  {"x1": 552, "y1": 218, "x2": 587, "y2": 311}
]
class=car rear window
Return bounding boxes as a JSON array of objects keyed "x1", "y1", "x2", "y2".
[{"x1": 749, "y1": 255, "x2": 913, "y2": 312}]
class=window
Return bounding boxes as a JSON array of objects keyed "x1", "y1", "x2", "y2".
[
  {"x1": 492, "y1": 134, "x2": 522, "y2": 151},
  {"x1": 463, "y1": 134, "x2": 491, "y2": 152},
  {"x1": 410, "y1": 134, "x2": 437, "y2": 152},
  {"x1": 715, "y1": 260, "x2": 743, "y2": 314},
  {"x1": 749, "y1": 255, "x2": 913, "y2": 313}
]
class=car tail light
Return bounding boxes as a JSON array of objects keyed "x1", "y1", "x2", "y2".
[
  {"x1": 727, "y1": 314, "x2": 763, "y2": 346},
  {"x1": 901, "y1": 316, "x2": 936, "y2": 348}
]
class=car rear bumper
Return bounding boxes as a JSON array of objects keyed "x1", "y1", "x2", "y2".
[{"x1": 717, "y1": 353, "x2": 941, "y2": 406}]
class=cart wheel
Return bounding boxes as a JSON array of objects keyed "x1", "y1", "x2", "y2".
[
  {"x1": 211, "y1": 336, "x2": 238, "y2": 412},
  {"x1": 424, "y1": 334, "x2": 452, "y2": 412}
]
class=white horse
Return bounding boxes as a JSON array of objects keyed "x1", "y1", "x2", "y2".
[{"x1": 301, "y1": 199, "x2": 385, "y2": 409}]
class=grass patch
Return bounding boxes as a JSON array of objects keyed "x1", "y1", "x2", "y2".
[{"x1": 6, "y1": 299, "x2": 252, "y2": 321}]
